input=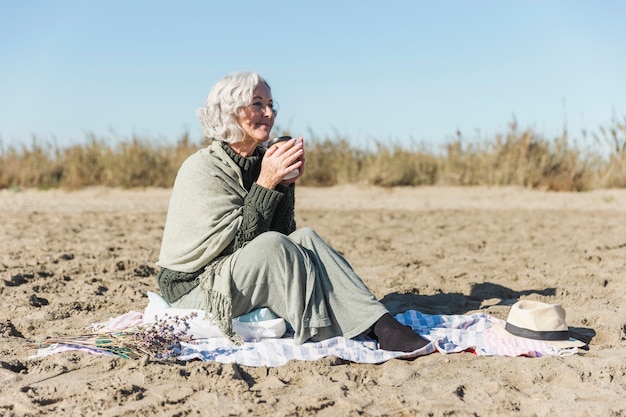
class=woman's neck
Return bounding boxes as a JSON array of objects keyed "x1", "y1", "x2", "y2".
[{"x1": 228, "y1": 137, "x2": 259, "y2": 157}]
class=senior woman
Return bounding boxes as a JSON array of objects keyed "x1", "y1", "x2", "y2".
[{"x1": 156, "y1": 71, "x2": 428, "y2": 352}]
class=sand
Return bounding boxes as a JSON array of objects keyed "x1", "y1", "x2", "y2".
[{"x1": 1, "y1": 185, "x2": 625, "y2": 416}]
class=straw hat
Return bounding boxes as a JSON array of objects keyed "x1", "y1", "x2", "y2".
[{"x1": 493, "y1": 300, "x2": 586, "y2": 348}]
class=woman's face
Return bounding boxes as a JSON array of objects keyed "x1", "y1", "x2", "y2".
[{"x1": 237, "y1": 83, "x2": 275, "y2": 143}]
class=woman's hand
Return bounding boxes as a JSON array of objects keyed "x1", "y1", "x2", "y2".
[
  {"x1": 257, "y1": 137, "x2": 305, "y2": 189},
  {"x1": 280, "y1": 137, "x2": 305, "y2": 186}
]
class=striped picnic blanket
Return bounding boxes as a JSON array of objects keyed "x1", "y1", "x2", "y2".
[{"x1": 31, "y1": 309, "x2": 579, "y2": 367}]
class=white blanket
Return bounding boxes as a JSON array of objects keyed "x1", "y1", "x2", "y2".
[{"x1": 143, "y1": 292, "x2": 287, "y2": 341}]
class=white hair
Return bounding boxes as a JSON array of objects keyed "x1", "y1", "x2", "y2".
[{"x1": 197, "y1": 71, "x2": 272, "y2": 144}]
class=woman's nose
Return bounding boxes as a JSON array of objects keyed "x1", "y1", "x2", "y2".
[{"x1": 263, "y1": 105, "x2": 275, "y2": 118}]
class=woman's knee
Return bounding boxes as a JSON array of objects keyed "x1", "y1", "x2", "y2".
[
  {"x1": 289, "y1": 227, "x2": 320, "y2": 243},
  {"x1": 236, "y1": 231, "x2": 309, "y2": 290},
  {"x1": 234, "y1": 231, "x2": 302, "y2": 284},
  {"x1": 247, "y1": 231, "x2": 299, "y2": 257}
]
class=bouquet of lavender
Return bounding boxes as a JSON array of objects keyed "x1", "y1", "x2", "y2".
[{"x1": 34, "y1": 312, "x2": 198, "y2": 359}]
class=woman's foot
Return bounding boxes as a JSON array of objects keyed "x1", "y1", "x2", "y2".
[{"x1": 372, "y1": 313, "x2": 429, "y2": 352}]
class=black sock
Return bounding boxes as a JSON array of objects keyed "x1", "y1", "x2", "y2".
[{"x1": 372, "y1": 313, "x2": 429, "y2": 352}]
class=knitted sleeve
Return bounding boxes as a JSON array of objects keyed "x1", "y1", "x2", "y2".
[
  {"x1": 270, "y1": 183, "x2": 296, "y2": 235},
  {"x1": 220, "y1": 183, "x2": 284, "y2": 255}
]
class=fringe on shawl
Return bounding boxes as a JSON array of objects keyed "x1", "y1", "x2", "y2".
[{"x1": 199, "y1": 258, "x2": 244, "y2": 346}]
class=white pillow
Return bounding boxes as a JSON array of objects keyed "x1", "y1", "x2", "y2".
[{"x1": 143, "y1": 292, "x2": 287, "y2": 341}]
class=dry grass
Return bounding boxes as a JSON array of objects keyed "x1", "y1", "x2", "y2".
[
  {"x1": 1, "y1": 118, "x2": 625, "y2": 191},
  {"x1": 0, "y1": 133, "x2": 197, "y2": 189}
]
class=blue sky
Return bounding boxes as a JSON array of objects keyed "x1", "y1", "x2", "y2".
[{"x1": 1, "y1": 1, "x2": 625, "y2": 150}]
